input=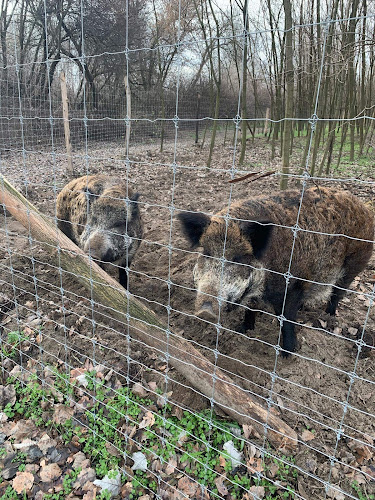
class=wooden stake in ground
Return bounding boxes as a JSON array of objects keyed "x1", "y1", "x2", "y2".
[
  {"x1": 0, "y1": 175, "x2": 298, "y2": 451},
  {"x1": 264, "y1": 107, "x2": 270, "y2": 136},
  {"x1": 124, "y1": 74, "x2": 131, "y2": 153},
  {"x1": 60, "y1": 72, "x2": 74, "y2": 176}
]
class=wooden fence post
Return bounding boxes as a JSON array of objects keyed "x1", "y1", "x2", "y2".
[
  {"x1": 60, "y1": 71, "x2": 74, "y2": 176},
  {"x1": 124, "y1": 74, "x2": 131, "y2": 153}
]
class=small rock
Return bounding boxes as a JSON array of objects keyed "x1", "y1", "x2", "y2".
[
  {"x1": 348, "y1": 327, "x2": 358, "y2": 336},
  {"x1": 0, "y1": 433, "x2": 6, "y2": 445}
]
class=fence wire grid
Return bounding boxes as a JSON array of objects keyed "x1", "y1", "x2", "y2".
[{"x1": 0, "y1": 1, "x2": 375, "y2": 500}]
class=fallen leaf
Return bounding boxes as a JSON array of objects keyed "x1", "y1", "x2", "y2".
[
  {"x1": 131, "y1": 452, "x2": 148, "y2": 471},
  {"x1": 214, "y1": 476, "x2": 228, "y2": 495},
  {"x1": 105, "y1": 442, "x2": 121, "y2": 458},
  {"x1": 40, "y1": 463, "x2": 62, "y2": 482},
  {"x1": 177, "y1": 476, "x2": 198, "y2": 497},
  {"x1": 223, "y1": 440, "x2": 243, "y2": 469},
  {"x1": 53, "y1": 404, "x2": 74, "y2": 425},
  {"x1": 165, "y1": 457, "x2": 177, "y2": 475},
  {"x1": 247, "y1": 457, "x2": 264, "y2": 474},
  {"x1": 93, "y1": 470, "x2": 121, "y2": 497},
  {"x1": 38, "y1": 433, "x2": 57, "y2": 454},
  {"x1": 301, "y1": 429, "x2": 316, "y2": 442},
  {"x1": 132, "y1": 382, "x2": 148, "y2": 398},
  {"x1": 83, "y1": 489, "x2": 98, "y2": 500},
  {"x1": 326, "y1": 486, "x2": 345, "y2": 500},
  {"x1": 7, "y1": 419, "x2": 37, "y2": 440},
  {"x1": 249, "y1": 485, "x2": 265, "y2": 498},
  {"x1": 172, "y1": 405, "x2": 183, "y2": 420},
  {"x1": 12, "y1": 471, "x2": 34, "y2": 493},
  {"x1": 0, "y1": 385, "x2": 16, "y2": 407},
  {"x1": 139, "y1": 411, "x2": 155, "y2": 429},
  {"x1": 72, "y1": 452, "x2": 89, "y2": 470},
  {"x1": 148, "y1": 381, "x2": 157, "y2": 392},
  {"x1": 157, "y1": 391, "x2": 173, "y2": 408},
  {"x1": 348, "y1": 441, "x2": 372, "y2": 464},
  {"x1": 219, "y1": 455, "x2": 226, "y2": 468},
  {"x1": 73, "y1": 468, "x2": 97, "y2": 489}
]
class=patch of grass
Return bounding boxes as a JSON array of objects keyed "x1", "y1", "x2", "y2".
[
  {"x1": 43, "y1": 468, "x2": 81, "y2": 500},
  {"x1": 1, "y1": 331, "x2": 30, "y2": 360},
  {"x1": 2, "y1": 371, "x2": 299, "y2": 499},
  {"x1": 351, "y1": 480, "x2": 375, "y2": 500},
  {"x1": 0, "y1": 486, "x2": 19, "y2": 500}
]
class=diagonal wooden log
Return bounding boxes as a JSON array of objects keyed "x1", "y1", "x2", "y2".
[{"x1": 0, "y1": 174, "x2": 298, "y2": 450}]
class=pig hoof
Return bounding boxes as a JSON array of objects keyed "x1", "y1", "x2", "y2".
[
  {"x1": 281, "y1": 349, "x2": 292, "y2": 358},
  {"x1": 236, "y1": 323, "x2": 250, "y2": 335}
]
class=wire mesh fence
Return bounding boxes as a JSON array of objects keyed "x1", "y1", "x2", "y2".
[{"x1": 0, "y1": 1, "x2": 375, "y2": 499}]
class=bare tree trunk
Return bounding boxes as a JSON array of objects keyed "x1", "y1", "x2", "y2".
[
  {"x1": 239, "y1": 0, "x2": 249, "y2": 165},
  {"x1": 280, "y1": 0, "x2": 293, "y2": 190}
]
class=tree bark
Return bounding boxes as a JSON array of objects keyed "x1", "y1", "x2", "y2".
[{"x1": 280, "y1": 0, "x2": 293, "y2": 190}]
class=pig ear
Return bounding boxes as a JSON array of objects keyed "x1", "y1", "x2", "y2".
[
  {"x1": 178, "y1": 211, "x2": 211, "y2": 247},
  {"x1": 240, "y1": 220, "x2": 273, "y2": 259},
  {"x1": 82, "y1": 188, "x2": 99, "y2": 204}
]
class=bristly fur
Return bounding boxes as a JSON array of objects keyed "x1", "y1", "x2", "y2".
[
  {"x1": 56, "y1": 174, "x2": 143, "y2": 289},
  {"x1": 179, "y1": 186, "x2": 374, "y2": 357}
]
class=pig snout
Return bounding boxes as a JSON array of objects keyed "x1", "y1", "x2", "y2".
[
  {"x1": 83, "y1": 231, "x2": 113, "y2": 262},
  {"x1": 195, "y1": 294, "x2": 219, "y2": 322}
]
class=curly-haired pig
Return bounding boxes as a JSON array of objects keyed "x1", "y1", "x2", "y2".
[
  {"x1": 178, "y1": 187, "x2": 374, "y2": 356},
  {"x1": 56, "y1": 174, "x2": 142, "y2": 289}
]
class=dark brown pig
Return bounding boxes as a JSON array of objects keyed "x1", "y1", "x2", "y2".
[
  {"x1": 56, "y1": 174, "x2": 142, "y2": 289},
  {"x1": 178, "y1": 187, "x2": 374, "y2": 356}
]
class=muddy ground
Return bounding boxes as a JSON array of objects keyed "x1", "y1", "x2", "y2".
[{"x1": 1, "y1": 137, "x2": 375, "y2": 499}]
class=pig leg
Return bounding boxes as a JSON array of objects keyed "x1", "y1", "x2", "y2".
[
  {"x1": 325, "y1": 253, "x2": 371, "y2": 315},
  {"x1": 238, "y1": 308, "x2": 256, "y2": 333},
  {"x1": 119, "y1": 267, "x2": 128, "y2": 290},
  {"x1": 280, "y1": 285, "x2": 304, "y2": 357}
]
